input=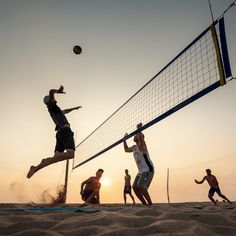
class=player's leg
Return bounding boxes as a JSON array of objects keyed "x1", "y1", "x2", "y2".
[
  {"x1": 53, "y1": 149, "x2": 74, "y2": 161},
  {"x1": 208, "y1": 188, "x2": 217, "y2": 204},
  {"x1": 27, "y1": 158, "x2": 51, "y2": 179},
  {"x1": 137, "y1": 172, "x2": 153, "y2": 205},
  {"x1": 44, "y1": 127, "x2": 75, "y2": 163},
  {"x1": 133, "y1": 187, "x2": 147, "y2": 205},
  {"x1": 129, "y1": 193, "x2": 135, "y2": 204},
  {"x1": 126, "y1": 186, "x2": 135, "y2": 204},
  {"x1": 26, "y1": 153, "x2": 60, "y2": 179},
  {"x1": 216, "y1": 189, "x2": 232, "y2": 204},
  {"x1": 133, "y1": 174, "x2": 148, "y2": 205},
  {"x1": 140, "y1": 188, "x2": 152, "y2": 205},
  {"x1": 124, "y1": 191, "x2": 127, "y2": 204},
  {"x1": 55, "y1": 127, "x2": 75, "y2": 160},
  {"x1": 27, "y1": 129, "x2": 70, "y2": 179}
]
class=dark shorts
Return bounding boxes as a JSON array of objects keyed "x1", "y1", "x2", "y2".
[
  {"x1": 55, "y1": 127, "x2": 75, "y2": 153},
  {"x1": 82, "y1": 190, "x2": 98, "y2": 204},
  {"x1": 209, "y1": 186, "x2": 221, "y2": 195},
  {"x1": 124, "y1": 186, "x2": 132, "y2": 194},
  {"x1": 133, "y1": 171, "x2": 154, "y2": 190}
]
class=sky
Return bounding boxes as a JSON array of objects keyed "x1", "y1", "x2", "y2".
[{"x1": 0, "y1": 0, "x2": 236, "y2": 204}]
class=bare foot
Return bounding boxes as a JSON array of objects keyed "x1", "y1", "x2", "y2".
[{"x1": 27, "y1": 166, "x2": 37, "y2": 179}]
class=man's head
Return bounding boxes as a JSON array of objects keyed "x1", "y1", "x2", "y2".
[
  {"x1": 206, "y1": 169, "x2": 211, "y2": 175},
  {"x1": 125, "y1": 169, "x2": 129, "y2": 174},
  {"x1": 43, "y1": 96, "x2": 49, "y2": 105},
  {"x1": 44, "y1": 95, "x2": 56, "y2": 105},
  {"x1": 96, "y1": 169, "x2": 104, "y2": 179},
  {"x1": 133, "y1": 135, "x2": 139, "y2": 143},
  {"x1": 133, "y1": 133, "x2": 144, "y2": 144}
]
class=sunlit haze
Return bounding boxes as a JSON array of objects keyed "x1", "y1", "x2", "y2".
[{"x1": 101, "y1": 178, "x2": 111, "y2": 188}]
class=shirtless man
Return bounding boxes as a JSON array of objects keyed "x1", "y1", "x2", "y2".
[
  {"x1": 124, "y1": 169, "x2": 135, "y2": 204},
  {"x1": 27, "y1": 85, "x2": 81, "y2": 178},
  {"x1": 80, "y1": 169, "x2": 104, "y2": 204},
  {"x1": 195, "y1": 169, "x2": 232, "y2": 205},
  {"x1": 123, "y1": 123, "x2": 154, "y2": 205}
]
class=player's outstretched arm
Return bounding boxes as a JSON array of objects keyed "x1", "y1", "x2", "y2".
[
  {"x1": 194, "y1": 176, "x2": 206, "y2": 184},
  {"x1": 63, "y1": 106, "x2": 82, "y2": 114}
]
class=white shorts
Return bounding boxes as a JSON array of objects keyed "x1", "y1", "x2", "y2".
[{"x1": 133, "y1": 171, "x2": 154, "y2": 190}]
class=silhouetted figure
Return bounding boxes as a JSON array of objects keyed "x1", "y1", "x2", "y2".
[
  {"x1": 27, "y1": 85, "x2": 81, "y2": 178},
  {"x1": 123, "y1": 169, "x2": 135, "y2": 204},
  {"x1": 195, "y1": 169, "x2": 232, "y2": 205}
]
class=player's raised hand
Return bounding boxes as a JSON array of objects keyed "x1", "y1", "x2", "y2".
[
  {"x1": 137, "y1": 122, "x2": 143, "y2": 129},
  {"x1": 123, "y1": 133, "x2": 128, "y2": 141},
  {"x1": 57, "y1": 85, "x2": 65, "y2": 94}
]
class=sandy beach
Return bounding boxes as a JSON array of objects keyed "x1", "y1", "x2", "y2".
[{"x1": 0, "y1": 202, "x2": 235, "y2": 236}]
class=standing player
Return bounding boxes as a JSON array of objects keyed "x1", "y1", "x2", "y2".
[
  {"x1": 123, "y1": 123, "x2": 154, "y2": 205},
  {"x1": 123, "y1": 169, "x2": 135, "y2": 204},
  {"x1": 27, "y1": 85, "x2": 81, "y2": 178}
]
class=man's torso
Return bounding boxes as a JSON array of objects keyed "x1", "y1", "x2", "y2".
[
  {"x1": 47, "y1": 102, "x2": 70, "y2": 130},
  {"x1": 206, "y1": 175, "x2": 218, "y2": 187},
  {"x1": 133, "y1": 146, "x2": 154, "y2": 173},
  {"x1": 84, "y1": 177, "x2": 101, "y2": 191},
  {"x1": 124, "y1": 174, "x2": 131, "y2": 186}
]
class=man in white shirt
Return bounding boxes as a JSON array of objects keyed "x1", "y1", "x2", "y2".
[{"x1": 123, "y1": 123, "x2": 154, "y2": 205}]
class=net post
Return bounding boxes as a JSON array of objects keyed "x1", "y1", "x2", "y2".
[
  {"x1": 210, "y1": 24, "x2": 226, "y2": 86},
  {"x1": 167, "y1": 168, "x2": 170, "y2": 204},
  {"x1": 219, "y1": 17, "x2": 232, "y2": 79},
  {"x1": 63, "y1": 159, "x2": 70, "y2": 204}
]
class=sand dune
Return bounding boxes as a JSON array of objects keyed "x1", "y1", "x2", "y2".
[{"x1": 0, "y1": 202, "x2": 235, "y2": 235}]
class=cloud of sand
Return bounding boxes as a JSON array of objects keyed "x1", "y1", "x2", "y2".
[
  {"x1": 9, "y1": 181, "x2": 26, "y2": 202},
  {"x1": 9, "y1": 181, "x2": 63, "y2": 203}
]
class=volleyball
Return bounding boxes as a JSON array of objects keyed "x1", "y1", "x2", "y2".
[{"x1": 73, "y1": 45, "x2": 82, "y2": 55}]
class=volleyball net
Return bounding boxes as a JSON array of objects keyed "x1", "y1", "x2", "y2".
[{"x1": 73, "y1": 17, "x2": 232, "y2": 169}]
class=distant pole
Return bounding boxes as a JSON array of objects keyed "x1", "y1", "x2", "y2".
[{"x1": 167, "y1": 168, "x2": 170, "y2": 204}]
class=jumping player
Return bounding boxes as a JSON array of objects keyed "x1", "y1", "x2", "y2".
[{"x1": 27, "y1": 85, "x2": 81, "y2": 178}]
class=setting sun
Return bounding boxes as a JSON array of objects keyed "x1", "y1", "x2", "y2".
[{"x1": 101, "y1": 178, "x2": 111, "y2": 187}]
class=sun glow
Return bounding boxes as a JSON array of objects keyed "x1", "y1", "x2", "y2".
[{"x1": 101, "y1": 178, "x2": 111, "y2": 187}]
